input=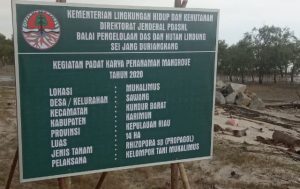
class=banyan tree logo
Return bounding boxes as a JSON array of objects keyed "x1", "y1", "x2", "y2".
[{"x1": 22, "y1": 10, "x2": 60, "y2": 50}]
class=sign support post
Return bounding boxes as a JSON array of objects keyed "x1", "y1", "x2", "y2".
[
  {"x1": 171, "y1": 163, "x2": 179, "y2": 189},
  {"x1": 5, "y1": 149, "x2": 18, "y2": 189},
  {"x1": 95, "y1": 172, "x2": 108, "y2": 189},
  {"x1": 5, "y1": 150, "x2": 71, "y2": 189}
]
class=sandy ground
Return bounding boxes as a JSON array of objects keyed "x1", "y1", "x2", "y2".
[
  {"x1": 247, "y1": 83, "x2": 300, "y2": 103},
  {"x1": 0, "y1": 70, "x2": 300, "y2": 189}
]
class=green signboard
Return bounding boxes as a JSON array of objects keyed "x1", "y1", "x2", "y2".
[{"x1": 13, "y1": 0, "x2": 219, "y2": 182}]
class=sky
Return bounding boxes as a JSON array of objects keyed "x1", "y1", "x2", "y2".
[{"x1": 1, "y1": 0, "x2": 300, "y2": 44}]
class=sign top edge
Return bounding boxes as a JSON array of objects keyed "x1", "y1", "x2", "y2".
[{"x1": 12, "y1": 0, "x2": 220, "y2": 13}]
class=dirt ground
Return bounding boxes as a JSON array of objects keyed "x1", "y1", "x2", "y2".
[
  {"x1": 0, "y1": 69, "x2": 300, "y2": 189},
  {"x1": 247, "y1": 83, "x2": 300, "y2": 103}
]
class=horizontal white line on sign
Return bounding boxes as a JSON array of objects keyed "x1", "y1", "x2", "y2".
[{"x1": 18, "y1": 51, "x2": 216, "y2": 55}]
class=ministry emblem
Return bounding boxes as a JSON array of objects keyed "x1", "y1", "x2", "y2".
[{"x1": 22, "y1": 10, "x2": 60, "y2": 50}]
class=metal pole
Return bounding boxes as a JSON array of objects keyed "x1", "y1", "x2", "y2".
[
  {"x1": 5, "y1": 149, "x2": 18, "y2": 189},
  {"x1": 95, "y1": 172, "x2": 108, "y2": 189}
]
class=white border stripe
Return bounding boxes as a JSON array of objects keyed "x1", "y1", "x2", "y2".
[
  {"x1": 12, "y1": 0, "x2": 24, "y2": 182},
  {"x1": 19, "y1": 51, "x2": 216, "y2": 55},
  {"x1": 12, "y1": 0, "x2": 219, "y2": 183},
  {"x1": 210, "y1": 9, "x2": 220, "y2": 158}
]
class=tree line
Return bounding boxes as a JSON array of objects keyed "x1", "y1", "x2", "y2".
[
  {"x1": 218, "y1": 25, "x2": 300, "y2": 84},
  {"x1": 0, "y1": 33, "x2": 14, "y2": 67}
]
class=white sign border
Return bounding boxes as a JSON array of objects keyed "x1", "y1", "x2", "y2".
[{"x1": 12, "y1": 0, "x2": 219, "y2": 183}]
